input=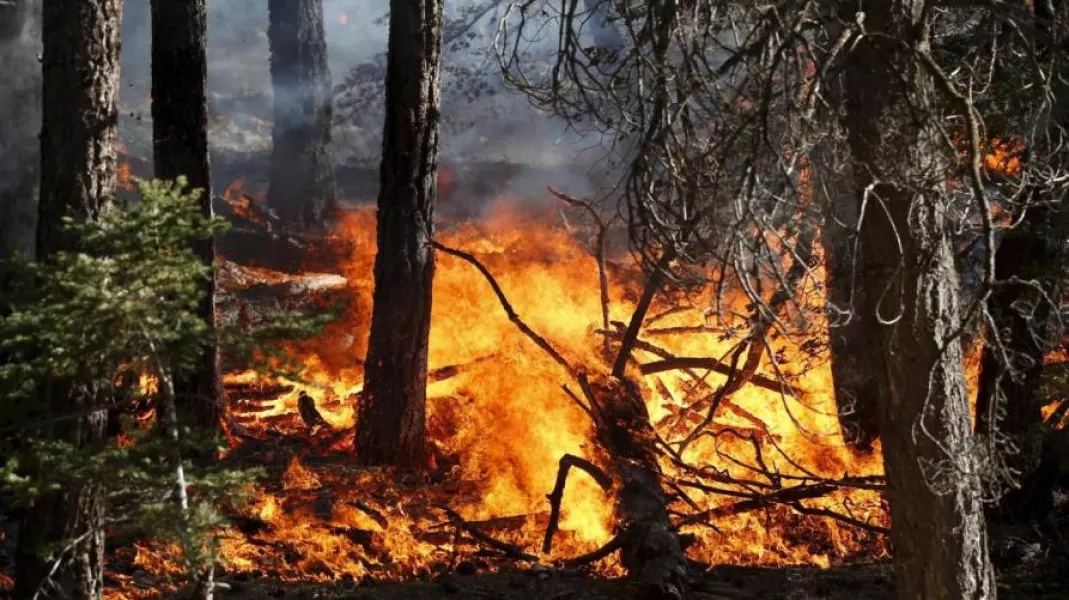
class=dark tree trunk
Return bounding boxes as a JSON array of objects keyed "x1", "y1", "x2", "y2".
[
  {"x1": 14, "y1": 1, "x2": 122, "y2": 598},
  {"x1": 356, "y1": 0, "x2": 445, "y2": 469},
  {"x1": 819, "y1": 154, "x2": 881, "y2": 454},
  {"x1": 975, "y1": 207, "x2": 1062, "y2": 521},
  {"x1": 975, "y1": 0, "x2": 1069, "y2": 523},
  {"x1": 841, "y1": 1, "x2": 995, "y2": 598},
  {"x1": 266, "y1": 0, "x2": 337, "y2": 231},
  {"x1": 0, "y1": 0, "x2": 40, "y2": 265},
  {"x1": 150, "y1": 0, "x2": 222, "y2": 438}
]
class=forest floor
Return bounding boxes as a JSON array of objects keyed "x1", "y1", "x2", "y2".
[
  {"x1": 179, "y1": 534, "x2": 1069, "y2": 600},
  {"x1": 5, "y1": 488, "x2": 1069, "y2": 599}
]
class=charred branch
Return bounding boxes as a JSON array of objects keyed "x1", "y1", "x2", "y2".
[
  {"x1": 435, "y1": 505, "x2": 538, "y2": 562},
  {"x1": 432, "y1": 240, "x2": 575, "y2": 375},
  {"x1": 543, "y1": 454, "x2": 613, "y2": 553}
]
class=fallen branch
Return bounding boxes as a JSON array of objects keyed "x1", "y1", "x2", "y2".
[
  {"x1": 543, "y1": 454, "x2": 614, "y2": 553},
  {"x1": 436, "y1": 505, "x2": 539, "y2": 562},
  {"x1": 348, "y1": 500, "x2": 389, "y2": 529}
]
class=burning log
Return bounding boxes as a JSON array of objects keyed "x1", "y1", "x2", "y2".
[{"x1": 577, "y1": 374, "x2": 689, "y2": 599}]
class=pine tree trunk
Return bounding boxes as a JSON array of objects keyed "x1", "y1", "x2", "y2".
[
  {"x1": 150, "y1": 0, "x2": 222, "y2": 440},
  {"x1": 266, "y1": 0, "x2": 337, "y2": 231},
  {"x1": 841, "y1": 2, "x2": 995, "y2": 598},
  {"x1": 356, "y1": 0, "x2": 444, "y2": 469},
  {"x1": 818, "y1": 153, "x2": 882, "y2": 454},
  {"x1": 15, "y1": 1, "x2": 122, "y2": 598},
  {"x1": 0, "y1": 0, "x2": 40, "y2": 264}
]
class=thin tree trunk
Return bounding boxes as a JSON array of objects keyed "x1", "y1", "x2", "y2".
[
  {"x1": 150, "y1": 0, "x2": 222, "y2": 441},
  {"x1": 14, "y1": 1, "x2": 123, "y2": 598},
  {"x1": 356, "y1": 0, "x2": 445, "y2": 469},
  {"x1": 266, "y1": 0, "x2": 337, "y2": 231},
  {"x1": 841, "y1": 2, "x2": 995, "y2": 598},
  {"x1": 0, "y1": 0, "x2": 40, "y2": 265}
]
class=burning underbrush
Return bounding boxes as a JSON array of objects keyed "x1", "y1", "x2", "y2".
[{"x1": 107, "y1": 194, "x2": 891, "y2": 598}]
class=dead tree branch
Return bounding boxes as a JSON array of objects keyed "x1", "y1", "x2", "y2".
[
  {"x1": 432, "y1": 240, "x2": 575, "y2": 376},
  {"x1": 543, "y1": 454, "x2": 614, "y2": 553}
]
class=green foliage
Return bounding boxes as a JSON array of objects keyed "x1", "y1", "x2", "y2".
[{"x1": 0, "y1": 177, "x2": 329, "y2": 584}]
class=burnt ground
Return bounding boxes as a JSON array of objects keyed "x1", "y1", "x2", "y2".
[{"x1": 160, "y1": 539, "x2": 1069, "y2": 600}]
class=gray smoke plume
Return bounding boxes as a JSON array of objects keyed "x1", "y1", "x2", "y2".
[{"x1": 0, "y1": 0, "x2": 41, "y2": 260}]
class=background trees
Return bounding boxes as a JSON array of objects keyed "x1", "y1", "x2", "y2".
[
  {"x1": 0, "y1": 0, "x2": 40, "y2": 266},
  {"x1": 266, "y1": 0, "x2": 337, "y2": 231},
  {"x1": 356, "y1": 0, "x2": 446, "y2": 469}
]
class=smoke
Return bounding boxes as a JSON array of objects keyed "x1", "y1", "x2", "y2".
[{"x1": 0, "y1": 0, "x2": 41, "y2": 260}]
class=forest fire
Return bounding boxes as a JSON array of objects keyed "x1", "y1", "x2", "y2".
[{"x1": 110, "y1": 192, "x2": 890, "y2": 597}]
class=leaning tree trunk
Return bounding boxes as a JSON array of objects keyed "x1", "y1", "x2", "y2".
[
  {"x1": 841, "y1": 1, "x2": 995, "y2": 599},
  {"x1": 14, "y1": 1, "x2": 122, "y2": 599},
  {"x1": 150, "y1": 0, "x2": 222, "y2": 441},
  {"x1": 356, "y1": 0, "x2": 445, "y2": 469},
  {"x1": 266, "y1": 0, "x2": 337, "y2": 231},
  {"x1": 0, "y1": 0, "x2": 41, "y2": 265}
]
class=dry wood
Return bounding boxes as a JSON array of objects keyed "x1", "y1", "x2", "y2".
[
  {"x1": 435, "y1": 505, "x2": 539, "y2": 561},
  {"x1": 542, "y1": 454, "x2": 613, "y2": 553}
]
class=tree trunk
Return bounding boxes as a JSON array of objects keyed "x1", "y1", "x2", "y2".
[
  {"x1": 266, "y1": 0, "x2": 337, "y2": 231},
  {"x1": 585, "y1": 375, "x2": 687, "y2": 600},
  {"x1": 14, "y1": 1, "x2": 122, "y2": 598},
  {"x1": 841, "y1": 2, "x2": 995, "y2": 599},
  {"x1": 818, "y1": 152, "x2": 882, "y2": 454},
  {"x1": 974, "y1": 0, "x2": 1069, "y2": 523},
  {"x1": 975, "y1": 206, "x2": 1062, "y2": 521},
  {"x1": 0, "y1": 0, "x2": 41, "y2": 264},
  {"x1": 356, "y1": 0, "x2": 445, "y2": 469},
  {"x1": 150, "y1": 0, "x2": 222, "y2": 440}
]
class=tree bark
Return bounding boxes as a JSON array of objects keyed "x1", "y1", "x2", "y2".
[
  {"x1": 356, "y1": 0, "x2": 445, "y2": 469},
  {"x1": 150, "y1": 0, "x2": 222, "y2": 441},
  {"x1": 0, "y1": 0, "x2": 40, "y2": 264},
  {"x1": 819, "y1": 162, "x2": 882, "y2": 453},
  {"x1": 14, "y1": 1, "x2": 122, "y2": 598},
  {"x1": 266, "y1": 0, "x2": 337, "y2": 231},
  {"x1": 584, "y1": 375, "x2": 687, "y2": 600},
  {"x1": 841, "y1": 2, "x2": 995, "y2": 598}
]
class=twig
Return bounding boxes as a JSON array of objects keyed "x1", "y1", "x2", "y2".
[
  {"x1": 432, "y1": 241, "x2": 575, "y2": 376},
  {"x1": 436, "y1": 504, "x2": 539, "y2": 561},
  {"x1": 543, "y1": 454, "x2": 614, "y2": 553},
  {"x1": 640, "y1": 356, "x2": 783, "y2": 393}
]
